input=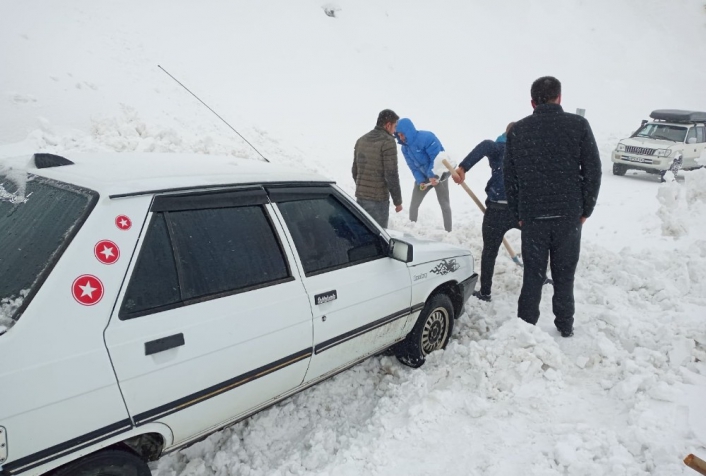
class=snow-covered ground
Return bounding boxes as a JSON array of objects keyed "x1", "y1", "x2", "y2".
[{"x1": 1, "y1": 1, "x2": 705, "y2": 474}]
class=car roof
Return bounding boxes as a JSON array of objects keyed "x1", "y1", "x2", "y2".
[{"x1": 26, "y1": 152, "x2": 331, "y2": 197}]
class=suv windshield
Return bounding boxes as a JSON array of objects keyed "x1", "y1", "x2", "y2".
[
  {"x1": 635, "y1": 123, "x2": 688, "y2": 143},
  {"x1": 0, "y1": 173, "x2": 96, "y2": 332}
]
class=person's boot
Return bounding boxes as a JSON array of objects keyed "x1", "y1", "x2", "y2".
[
  {"x1": 559, "y1": 328, "x2": 574, "y2": 338},
  {"x1": 472, "y1": 291, "x2": 491, "y2": 302}
]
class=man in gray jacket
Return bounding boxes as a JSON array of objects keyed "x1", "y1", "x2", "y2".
[{"x1": 352, "y1": 109, "x2": 404, "y2": 228}]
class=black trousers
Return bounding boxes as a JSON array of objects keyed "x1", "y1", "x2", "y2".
[
  {"x1": 518, "y1": 217, "x2": 582, "y2": 333},
  {"x1": 480, "y1": 203, "x2": 519, "y2": 295}
]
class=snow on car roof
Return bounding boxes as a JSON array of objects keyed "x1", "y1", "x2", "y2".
[{"x1": 26, "y1": 152, "x2": 331, "y2": 197}]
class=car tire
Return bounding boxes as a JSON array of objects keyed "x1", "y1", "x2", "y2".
[
  {"x1": 612, "y1": 163, "x2": 627, "y2": 176},
  {"x1": 395, "y1": 293, "x2": 454, "y2": 368},
  {"x1": 52, "y1": 449, "x2": 151, "y2": 476}
]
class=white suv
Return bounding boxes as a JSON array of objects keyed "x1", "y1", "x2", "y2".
[
  {"x1": 612, "y1": 109, "x2": 706, "y2": 180},
  {"x1": 0, "y1": 152, "x2": 477, "y2": 476}
]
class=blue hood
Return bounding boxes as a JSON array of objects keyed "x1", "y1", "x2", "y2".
[
  {"x1": 496, "y1": 133, "x2": 507, "y2": 144},
  {"x1": 396, "y1": 118, "x2": 418, "y2": 145}
]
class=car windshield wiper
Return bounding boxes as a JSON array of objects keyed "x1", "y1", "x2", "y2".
[{"x1": 651, "y1": 134, "x2": 677, "y2": 142}]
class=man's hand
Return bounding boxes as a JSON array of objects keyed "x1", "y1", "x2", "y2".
[
  {"x1": 580, "y1": 216, "x2": 587, "y2": 224},
  {"x1": 453, "y1": 167, "x2": 466, "y2": 184},
  {"x1": 395, "y1": 204, "x2": 403, "y2": 213},
  {"x1": 519, "y1": 221, "x2": 523, "y2": 227},
  {"x1": 429, "y1": 177, "x2": 439, "y2": 186}
]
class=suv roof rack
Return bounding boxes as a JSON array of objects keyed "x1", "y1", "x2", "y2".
[
  {"x1": 33, "y1": 153, "x2": 74, "y2": 169},
  {"x1": 650, "y1": 110, "x2": 706, "y2": 123}
]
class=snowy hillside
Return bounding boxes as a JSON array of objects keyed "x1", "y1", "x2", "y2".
[{"x1": 2, "y1": 1, "x2": 706, "y2": 475}]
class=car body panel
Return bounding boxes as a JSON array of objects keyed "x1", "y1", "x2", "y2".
[{"x1": 0, "y1": 194, "x2": 152, "y2": 475}]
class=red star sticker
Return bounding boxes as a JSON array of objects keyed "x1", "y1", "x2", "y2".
[
  {"x1": 94, "y1": 240, "x2": 120, "y2": 265},
  {"x1": 115, "y1": 215, "x2": 132, "y2": 230},
  {"x1": 71, "y1": 275, "x2": 104, "y2": 306}
]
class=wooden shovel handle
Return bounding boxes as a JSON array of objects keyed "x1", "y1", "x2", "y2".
[
  {"x1": 685, "y1": 454, "x2": 706, "y2": 475},
  {"x1": 442, "y1": 159, "x2": 520, "y2": 263},
  {"x1": 443, "y1": 159, "x2": 485, "y2": 212}
]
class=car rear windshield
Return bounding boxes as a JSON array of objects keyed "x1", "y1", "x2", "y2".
[
  {"x1": 0, "y1": 173, "x2": 97, "y2": 331},
  {"x1": 635, "y1": 124, "x2": 688, "y2": 143}
]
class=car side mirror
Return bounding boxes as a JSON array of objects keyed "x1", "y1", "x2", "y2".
[
  {"x1": 687, "y1": 137, "x2": 697, "y2": 144},
  {"x1": 389, "y1": 238, "x2": 413, "y2": 263}
]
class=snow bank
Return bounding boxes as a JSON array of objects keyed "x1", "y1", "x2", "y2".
[
  {"x1": 150, "y1": 208, "x2": 706, "y2": 475},
  {"x1": 657, "y1": 168, "x2": 706, "y2": 239}
]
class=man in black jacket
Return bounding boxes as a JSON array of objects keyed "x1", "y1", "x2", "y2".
[
  {"x1": 504, "y1": 76, "x2": 601, "y2": 337},
  {"x1": 454, "y1": 122, "x2": 516, "y2": 301}
]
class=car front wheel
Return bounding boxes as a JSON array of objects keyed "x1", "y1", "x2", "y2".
[
  {"x1": 395, "y1": 293, "x2": 454, "y2": 368},
  {"x1": 612, "y1": 163, "x2": 627, "y2": 176},
  {"x1": 52, "y1": 449, "x2": 151, "y2": 476}
]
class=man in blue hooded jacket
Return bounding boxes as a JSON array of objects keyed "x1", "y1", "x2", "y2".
[
  {"x1": 395, "y1": 118, "x2": 452, "y2": 232},
  {"x1": 454, "y1": 122, "x2": 517, "y2": 301}
]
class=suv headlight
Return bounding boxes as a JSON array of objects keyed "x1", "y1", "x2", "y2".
[
  {"x1": 655, "y1": 149, "x2": 672, "y2": 157},
  {"x1": 616, "y1": 143, "x2": 626, "y2": 152}
]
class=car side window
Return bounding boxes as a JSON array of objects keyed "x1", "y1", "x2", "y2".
[
  {"x1": 168, "y1": 207, "x2": 289, "y2": 301},
  {"x1": 120, "y1": 204, "x2": 290, "y2": 319},
  {"x1": 120, "y1": 213, "x2": 181, "y2": 317},
  {"x1": 696, "y1": 126, "x2": 705, "y2": 143},
  {"x1": 278, "y1": 195, "x2": 386, "y2": 276},
  {"x1": 686, "y1": 127, "x2": 697, "y2": 143}
]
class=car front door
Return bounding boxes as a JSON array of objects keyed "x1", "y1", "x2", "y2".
[
  {"x1": 268, "y1": 185, "x2": 413, "y2": 383},
  {"x1": 681, "y1": 127, "x2": 700, "y2": 168},
  {"x1": 105, "y1": 187, "x2": 313, "y2": 446},
  {"x1": 695, "y1": 125, "x2": 706, "y2": 167}
]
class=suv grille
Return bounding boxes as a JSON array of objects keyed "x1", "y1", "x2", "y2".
[{"x1": 625, "y1": 146, "x2": 655, "y2": 156}]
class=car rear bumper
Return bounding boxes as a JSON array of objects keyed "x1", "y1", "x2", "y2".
[{"x1": 460, "y1": 273, "x2": 478, "y2": 302}]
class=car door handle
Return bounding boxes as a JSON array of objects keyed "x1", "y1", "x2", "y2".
[
  {"x1": 314, "y1": 290, "x2": 337, "y2": 305},
  {"x1": 145, "y1": 333, "x2": 185, "y2": 356}
]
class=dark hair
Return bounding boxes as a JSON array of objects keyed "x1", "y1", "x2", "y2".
[
  {"x1": 376, "y1": 109, "x2": 399, "y2": 127},
  {"x1": 531, "y1": 76, "x2": 561, "y2": 105}
]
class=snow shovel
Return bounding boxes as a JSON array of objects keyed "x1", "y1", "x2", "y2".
[{"x1": 442, "y1": 159, "x2": 523, "y2": 267}]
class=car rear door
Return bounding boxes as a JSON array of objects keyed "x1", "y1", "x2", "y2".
[
  {"x1": 105, "y1": 187, "x2": 313, "y2": 446},
  {"x1": 268, "y1": 185, "x2": 413, "y2": 383}
]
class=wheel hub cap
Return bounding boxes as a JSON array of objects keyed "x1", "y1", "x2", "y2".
[{"x1": 421, "y1": 307, "x2": 449, "y2": 355}]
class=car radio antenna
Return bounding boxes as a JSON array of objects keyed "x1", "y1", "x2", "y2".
[{"x1": 158, "y1": 65, "x2": 269, "y2": 163}]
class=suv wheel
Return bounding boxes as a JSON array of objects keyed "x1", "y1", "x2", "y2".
[
  {"x1": 395, "y1": 294, "x2": 454, "y2": 368},
  {"x1": 612, "y1": 163, "x2": 627, "y2": 176},
  {"x1": 52, "y1": 449, "x2": 150, "y2": 476}
]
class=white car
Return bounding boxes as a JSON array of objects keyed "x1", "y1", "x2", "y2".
[
  {"x1": 0, "y1": 152, "x2": 477, "y2": 476},
  {"x1": 611, "y1": 109, "x2": 706, "y2": 180}
]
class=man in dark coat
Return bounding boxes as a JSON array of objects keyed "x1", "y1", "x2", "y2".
[
  {"x1": 352, "y1": 109, "x2": 404, "y2": 228},
  {"x1": 503, "y1": 76, "x2": 602, "y2": 337},
  {"x1": 454, "y1": 122, "x2": 516, "y2": 301}
]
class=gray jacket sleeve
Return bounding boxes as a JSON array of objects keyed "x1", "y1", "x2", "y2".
[
  {"x1": 382, "y1": 139, "x2": 403, "y2": 206},
  {"x1": 352, "y1": 141, "x2": 359, "y2": 182}
]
